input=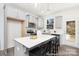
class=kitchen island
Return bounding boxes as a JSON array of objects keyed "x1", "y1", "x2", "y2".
[{"x1": 14, "y1": 35, "x2": 56, "y2": 56}]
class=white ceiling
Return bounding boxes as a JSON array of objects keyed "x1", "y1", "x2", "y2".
[{"x1": 9, "y1": 3, "x2": 79, "y2": 16}]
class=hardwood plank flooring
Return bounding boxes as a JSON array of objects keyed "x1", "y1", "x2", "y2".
[{"x1": 0, "y1": 45, "x2": 79, "y2": 56}]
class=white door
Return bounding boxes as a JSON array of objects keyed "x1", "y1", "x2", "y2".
[
  {"x1": 66, "y1": 20, "x2": 75, "y2": 41},
  {"x1": 7, "y1": 20, "x2": 22, "y2": 48},
  {"x1": 63, "y1": 16, "x2": 77, "y2": 47}
]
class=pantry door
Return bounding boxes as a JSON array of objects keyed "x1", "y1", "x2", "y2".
[
  {"x1": 66, "y1": 20, "x2": 75, "y2": 42},
  {"x1": 7, "y1": 18, "x2": 24, "y2": 48},
  {"x1": 63, "y1": 17, "x2": 76, "y2": 47}
]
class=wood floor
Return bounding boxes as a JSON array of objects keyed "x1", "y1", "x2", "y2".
[
  {"x1": 58, "y1": 45, "x2": 79, "y2": 56},
  {"x1": 0, "y1": 47, "x2": 14, "y2": 56},
  {"x1": 0, "y1": 45, "x2": 79, "y2": 56}
]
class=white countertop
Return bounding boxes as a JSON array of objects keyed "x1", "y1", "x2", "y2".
[{"x1": 14, "y1": 35, "x2": 55, "y2": 49}]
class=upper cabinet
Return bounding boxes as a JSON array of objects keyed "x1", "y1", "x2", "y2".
[
  {"x1": 26, "y1": 15, "x2": 37, "y2": 29},
  {"x1": 17, "y1": 9, "x2": 26, "y2": 20},
  {"x1": 55, "y1": 16, "x2": 63, "y2": 29},
  {"x1": 28, "y1": 16, "x2": 36, "y2": 23},
  {"x1": 6, "y1": 6, "x2": 18, "y2": 18},
  {"x1": 37, "y1": 17, "x2": 44, "y2": 29},
  {"x1": 6, "y1": 5, "x2": 26, "y2": 20}
]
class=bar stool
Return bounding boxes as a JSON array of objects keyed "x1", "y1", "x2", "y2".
[{"x1": 51, "y1": 35, "x2": 60, "y2": 56}]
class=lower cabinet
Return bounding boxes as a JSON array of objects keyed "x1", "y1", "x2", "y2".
[{"x1": 14, "y1": 41, "x2": 29, "y2": 56}]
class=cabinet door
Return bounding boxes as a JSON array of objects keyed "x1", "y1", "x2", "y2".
[
  {"x1": 37, "y1": 18, "x2": 44, "y2": 29},
  {"x1": 55, "y1": 16, "x2": 62, "y2": 29},
  {"x1": 17, "y1": 9, "x2": 26, "y2": 20},
  {"x1": 28, "y1": 16, "x2": 34, "y2": 22},
  {"x1": 6, "y1": 6, "x2": 18, "y2": 18},
  {"x1": 14, "y1": 41, "x2": 29, "y2": 56}
]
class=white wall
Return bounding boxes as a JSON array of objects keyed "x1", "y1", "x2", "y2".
[{"x1": 0, "y1": 4, "x2": 4, "y2": 50}]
